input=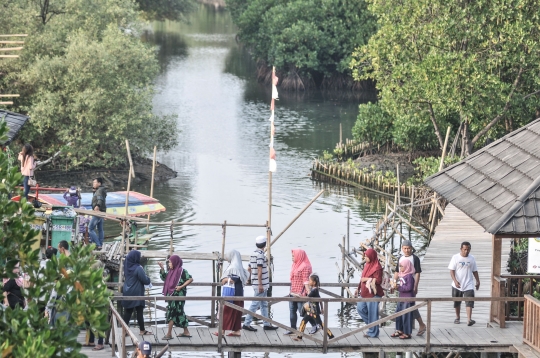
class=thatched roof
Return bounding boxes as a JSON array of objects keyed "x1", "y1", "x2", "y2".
[{"x1": 425, "y1": 118, "x2": 540, "y2": 236}]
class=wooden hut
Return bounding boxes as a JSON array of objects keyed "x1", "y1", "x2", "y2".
[{"x1": 425, "y1": 118, "x2": 540, "y2": 332}]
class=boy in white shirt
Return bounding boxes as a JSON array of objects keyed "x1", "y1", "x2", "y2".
[{"x1": 448, "y1": 241, "x2": 480, "y2": 326}]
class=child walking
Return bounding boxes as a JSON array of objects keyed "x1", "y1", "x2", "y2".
[
  {"x1": 391, "y1": 258, "x2": 415, "y2": 339},
  {"x1": 292, "y1": 274, "x2": 334, "y2": 341}
]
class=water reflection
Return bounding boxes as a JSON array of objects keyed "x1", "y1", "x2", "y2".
[{"x1": 124, "y1": 4, "x2": 425, "y2": 357}]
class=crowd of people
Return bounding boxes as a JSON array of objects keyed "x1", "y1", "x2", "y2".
[{"x1": 116, "y1": 236, "x2": 480, "y2": 343}]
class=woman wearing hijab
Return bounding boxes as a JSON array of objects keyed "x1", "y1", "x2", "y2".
[
  {"x1": 2, "y1": 263, "x2": 25, "y2": 309},
  {"x1": 284, "y1": 249, "x2": 313, "y2": 335},
  {"x1": 391, "y1": 258, "x2": 416, "y2": 339},
  {"x1": 159, "y1": 255, "x2": 193, "y2": 340},
  {"x1": 355, "y1": 248, "x2": 383, "y2": 338},
  {"x1": 213, "y1": 250, "x2": 249, "y2": 337},
  {"x1": 122, "y1": 250, "x2": 153, "y2": 338}
]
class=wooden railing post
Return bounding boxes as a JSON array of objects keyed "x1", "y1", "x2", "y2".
[
  {"x1": 322, "y1": 300, "x2": 329, "y2": 354},
  {"x1": 121, "y1": 324, "x2": 126, "y2": 358},
  {"x1": 218, "y1": 298, "x2": 224, "y2": 353},
  {"x1": 426, "y1": 300, "x2": 431, "y2": 353},
  {"x1": 498, "y1": 278, "x2": 506, "y2": 328},
  {"x1": 211, "y1": 284, "x2": 217, "y2": 328},
  {"x1": 110, "y1": 316, "x2": 116, "y2": 357}
]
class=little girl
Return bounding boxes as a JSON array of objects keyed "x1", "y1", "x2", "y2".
[
  {"x1": 292, "y1": 274, "x2": 334, "y2": 341},
  {"x1": 391, "y1": 258, "x2": 415, "y2": 339}
]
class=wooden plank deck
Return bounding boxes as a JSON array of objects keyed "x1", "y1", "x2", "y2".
[
  {"x1": 79, "y1": 323, "x2": 524, "y2": 355},
  {"x1": 416, "y1": 204, "x2": 511, "y2": 328}
]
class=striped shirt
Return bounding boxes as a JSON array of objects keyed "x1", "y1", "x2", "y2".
[{"x1": 248, "y1": 249, "x2": 269, "y2": 289}]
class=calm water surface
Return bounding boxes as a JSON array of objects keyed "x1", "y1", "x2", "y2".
[{"x1": 125, "y1": 6, "x2": 425, "y2": 357}]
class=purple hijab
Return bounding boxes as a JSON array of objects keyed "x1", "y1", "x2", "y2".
[{"x1": 162, "y1": 255, "x2": 183, "y2": 295}]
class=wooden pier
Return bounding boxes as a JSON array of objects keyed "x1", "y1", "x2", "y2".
[{"x1": 417, "y1": 204, "x2": 511, "y2": 327}]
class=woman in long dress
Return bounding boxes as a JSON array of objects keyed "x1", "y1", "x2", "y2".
[
  {"x1": 213, "y1": 250, "x2": 249, "y2": 337},
  {"x1": 355, "y1": 248, "x2": 383, "y2": 338},
  {"x1": 159, "y1": 255, "x2": 193, "y2": 340}
]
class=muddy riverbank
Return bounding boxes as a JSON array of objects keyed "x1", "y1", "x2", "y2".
[{"x1": 34, "y1": 157, "x2": 177, "y2": 190}]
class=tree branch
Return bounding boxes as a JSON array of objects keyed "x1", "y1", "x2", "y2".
[
  {"x1": 427, "y1": 102, "x2": 444, "y2": 149},
  {"x1": 471, "y1": 67, "x2": 523, "y2": 146},
  {"x1": 523, "y1": 89, "x2": 540, "y2": 100}
]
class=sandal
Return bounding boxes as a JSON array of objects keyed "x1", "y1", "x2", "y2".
[
  {"x1": 177, "y1": 333, "x2": 192, "y2": 338},
  {"x1": 82, "y1": 343, "x2": 95, "y2": 347},
  {"x1": 454, "y1": 318, "x2": 460, "y2": 324},
  {"x1": 417, "y1": 327, "x2": 426, "y2": 336},
  {"x1": 92, "y1": 345, "x2": 104, "y2": 351},
  {"x1": 140, "y1": 330, "x2": 154, "y2": 335},
  {"x1": 162, "y1": 334, "x2": 173, "y2": 340},
  {"x1": 391, "y1": 331, "x2": 403, "y2": 338},
  {"x1": 399, "y1": 334, "x2": 411, "y2": 340}
]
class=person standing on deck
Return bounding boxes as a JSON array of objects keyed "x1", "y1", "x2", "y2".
[
  {"x1": 213, "y1": 250, "x2": 249, "y2": 337},
  {"x1": 355, "y1": 248, "x2": 383, "y2": 338},
  {"x1": 122, "y1": 250, "x2": 153, "y2": 338},
  {"x1": 284, "y1": 249, "x2": 313, "y2": 335},
  {"x1": 18, "y1": 143, "x2": 37, "y2": 200},
  {"x1": 448, "y1": 241, "x2": 480, "y2": 326},
  {"x1": 393, "y1": 240, "x2": 427, "y2": 336},
  {"x1": 89, "y1": 178, "x2": 107, "y2": 250},
  {"x1": 242, "y1": 235, "x2": 279, "y2": 332},
  {"x1": 159, "y1": 255, "x2": 193, "y2": 340}
]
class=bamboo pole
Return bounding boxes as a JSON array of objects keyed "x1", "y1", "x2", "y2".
[
  {"x1": 0, "y1": 34, "x2": 28, "y2": 37},
  {"x1": 220, "y1": 220, "x2": 226, "y2": 279},
  {"x1": 0, "y1": 47, "x2": 23, "y2": 51},
  {"x1": 270, "y1": 189, "x2": 324, "y2": 246},
  {"x1": 396, "y1": 163, "x2": 400, "y2": 205},
  {"x1": 0, "y1": 41, "x2": 24, "y2": 44},
  {"x1": 146, "y1": 146, "x2": 157, "y2": 232},
  {"x1": 0, "y1": 55, "x2": 19, "y2": 58},
  {"x1": 0, "y1": 94, "x2": 19, "y2": 97},
  {"x1": 429, "y1": 126, "x2": 451, "y2": 236}
]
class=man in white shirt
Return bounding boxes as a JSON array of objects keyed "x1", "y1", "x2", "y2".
[{"x1": 448, "y1": 241, "x2": 480, "y2": 326}]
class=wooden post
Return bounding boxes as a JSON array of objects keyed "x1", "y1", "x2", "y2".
[
  {"x1": 340, "y1": 123, "x2": 343, "y2": 145},
  {"x1": 267, "y1": 171, "x2": 273, "y2": 285},
  {"x1": 429, "y1": 127, "x2": 451, "y2": 237},
  {"x1": 218, "y1": 299, "x2": 224, "y2": 352},
  {"x1": 211, "y1": 284, "x2": 217, "y2": 327},
  {"x1": 347, "y1": 209, "x2": 350, "y2": 253},
  {"x1": 121, "y1": 324, "x2": 126, "y2": 358},
  {"x1": 396, "y1": 163, "x2": 400, "y2": 205},
  {"x1": 119, "y1": 219, "x2": 125, "y2": 293},
  {"x1": 169, "y1": 220, "x2": 174, "y2": 257},
  {"x1": 490, "y1": 235, "x2": 502, "y2": 324},
  {"x1": 146, "y1": 146, "x2": 157, "y2": 232},
  {"x1": 220, "y1": 221, "x2": 227, "y2": 279},
  {"x1": 341, "y1": 235, "x2": 346, "y2": 299},
  {"x1": 322, "y1": 301, "x2": 329, "y2": 353},
  {"x1": 426, "y1": 300, "x2": 431, "y2": 353},
  {"x1": 110, "y1": 316, "x2": 116, "y2": 357}
]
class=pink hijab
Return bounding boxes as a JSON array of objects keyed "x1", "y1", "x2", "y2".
[
  {"x1": 398, "y1": 257, "x2": 415, "y2": 277},
  {"x1": 162, "y1": 255, "x2": 183, "y2": 295},
  {"x1": 290, "y1": 249, "x2": 312, "y2": 281},
  {"x1": 2, "y1": 263, "x2": 23, "y2": 287}
]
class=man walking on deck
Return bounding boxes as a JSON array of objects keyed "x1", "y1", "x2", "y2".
[
  {"x1": 89, "y1": 177, "x2": 107, "y2": 250},
  {"x1": 394, "y1": 240, "x2": 427, "y2": 335},
  {"x1": 448, "y1": 241, "x2": 480, "y2": 326},
  {"x1": 242, "y1": 235, "x2": 279, "y2": 332}
]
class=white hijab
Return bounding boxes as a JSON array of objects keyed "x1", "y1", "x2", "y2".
[{"x1": 222, "y1": 250, "x2": 249, "y2": 286}]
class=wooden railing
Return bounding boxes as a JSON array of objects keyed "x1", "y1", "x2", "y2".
[
  {"x1": 493, "y1": 274, "x2": 540, "y2": 326},
  {"x1": 111, "y1": 292, "x2": 524, "y2": 354},
  {"x1": 523, "y1": 294, "x2": 540, "y2": 353}
]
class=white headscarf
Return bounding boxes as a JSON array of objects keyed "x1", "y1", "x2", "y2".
[{"x1": 222, "y1": 250, "x2": 249, "y2": 286}]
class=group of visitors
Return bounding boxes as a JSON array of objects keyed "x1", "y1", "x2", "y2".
[{"x1": 358, "y1": 240, "x2": 479, "y2": 339}]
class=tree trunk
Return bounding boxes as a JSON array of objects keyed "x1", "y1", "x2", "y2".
[
  {"x1": 428, "y1": 103, "x2": 444, "y2": 150},
  {"x1": 462, "y1": 120, "x2": 472, "y2": 157}
]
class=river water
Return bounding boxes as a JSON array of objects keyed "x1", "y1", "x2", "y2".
[{"x1": 126, "y1": 5, "x2": 424, "y2": 357}]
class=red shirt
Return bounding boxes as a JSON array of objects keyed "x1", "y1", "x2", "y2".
[
  {"x1": 358, "y1": 269, "x2": 383, "y2": 298},
  {"x1": 290, "y1": 266, "x2": 311, "y2": 295}
]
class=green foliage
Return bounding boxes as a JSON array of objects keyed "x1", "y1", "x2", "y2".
[
  {"x1": 137, "y1": 0, "x2": 195, "y2": 21},
  {"x1": 351, "y1": 0, "x2": 540, "y2": 154},
  {"x1": 322, "y1": 150, "x2": 334, "y2": 161},
  {"x1": 0, "y1": 0, "x2": 178, "y2": 168},
  {"x1": 0, "y1": 120, "x2": 110, "y2": 357},
  {"x1": 227, "y1": 0, "x2": 376, "y2": 84},
  {"x1": 409, "y1": 156, "x2": 460, "y2": 184},
  {"x1": 352, "y1": 102, "x2": 392, "y2": 146}
]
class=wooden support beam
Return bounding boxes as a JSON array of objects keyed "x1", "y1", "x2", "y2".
[
  {"x1": 0, "y1": 101, "x2": 14, "y2": 105},
  {"x1": 0, "y1": 55, "x2": 19, "y2": 58},
  {"x1": 0, "y1": 41, "x2": 24, "y2": 44},
  {"x1": 0, "y1": 34, "x2": 28, "y2": 37},
  {"x1": 0, "y1": 94, "x2": 20, "y2": 97}
]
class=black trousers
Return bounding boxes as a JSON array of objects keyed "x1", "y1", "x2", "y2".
[{"x1": 123, "y1": 306, "x2": 146, "y2": 331}]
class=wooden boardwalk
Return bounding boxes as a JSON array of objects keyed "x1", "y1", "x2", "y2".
[
  {"x1": 417, "y1": 204, "x2": 511, "y2": 327},
  {"x1": 99, "y1": 322, "x2": 523, "y2": 354}
]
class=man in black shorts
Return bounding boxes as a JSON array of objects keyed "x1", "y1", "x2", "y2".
[{"x1": 448, "y1": 241, "x2": 480, "y2": 326}]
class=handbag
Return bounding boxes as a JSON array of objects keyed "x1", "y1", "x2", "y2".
[
  {"x1": 222, "y1": 277, "x2": 236, "y2": 303},
  {"x1": 28, "y1": 177, "x2": 37, "y2": 187}
]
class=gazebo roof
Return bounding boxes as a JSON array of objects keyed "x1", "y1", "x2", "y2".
[
  {"x1": 0, "y1": 109, "x2": 29, "y2": 145},
  {"x1": 425, "y1": 118, "x2": 540, "y2": 236}
]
